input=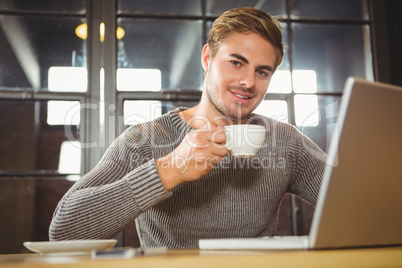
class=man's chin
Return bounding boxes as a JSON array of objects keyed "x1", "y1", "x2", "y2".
[
  {"x1": 207, "y1": 98, "x2": 254, "y2": 122},
  {"x1": 224, "y1": 108, "x2": 253, "y2": 123}
]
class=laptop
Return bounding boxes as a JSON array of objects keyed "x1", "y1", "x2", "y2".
[{"x1": 199, "y1": 77, "x2": 402, "y2": 250}]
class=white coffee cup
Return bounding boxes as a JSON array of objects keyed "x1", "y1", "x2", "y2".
[{"x1": 224, "y1": 124, "x2": 266, "y2": 158}]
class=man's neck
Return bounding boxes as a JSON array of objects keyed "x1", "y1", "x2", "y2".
[{"x1": 178, "y1": 105, "x2": 213, "y2": 129}]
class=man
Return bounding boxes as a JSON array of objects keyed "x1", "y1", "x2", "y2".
[{"x1": 50, "y1": 7, "x2": 326, "y2": 249}]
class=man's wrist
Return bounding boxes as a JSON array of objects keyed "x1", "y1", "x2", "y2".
[{"x1": 155, "y1": 157, "x2": 181, "y2": 191}]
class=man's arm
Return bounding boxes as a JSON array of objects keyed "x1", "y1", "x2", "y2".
[
  {"x1": 287, "y1": 127, "x2": 327, "y2": 206},
  {"x1": 49, "y1": 130, "x2": 171, "y2": 241}
]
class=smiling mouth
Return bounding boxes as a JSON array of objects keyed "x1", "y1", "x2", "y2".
[{"x1": 233, "y1": 93, "x2": 253, "y2": 100}]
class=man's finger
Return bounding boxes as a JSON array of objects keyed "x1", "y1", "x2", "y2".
[{"x1": 210, "y1": 128, "x2": 226, "y2": 144}]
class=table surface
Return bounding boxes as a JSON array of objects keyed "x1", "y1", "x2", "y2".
[{"x1": 1, "y1": 246, "x2": 402, "y2": 268}]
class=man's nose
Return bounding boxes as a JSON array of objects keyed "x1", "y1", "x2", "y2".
[{"x1": 239, "y1": 69, "x2": 255, "y2": 89}]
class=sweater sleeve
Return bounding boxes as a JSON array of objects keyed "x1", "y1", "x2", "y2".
[
  {"x1": 287, "y1": 127, "x2": 327, "y2": 206},
  {"x1": 49, "y1": 128, "x2": 172, "y2": 241}
]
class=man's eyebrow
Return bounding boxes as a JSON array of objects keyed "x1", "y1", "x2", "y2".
[
  {"x1": 230, "y1": 53, "x2": 249, "y2": 64},
  {"x1": 230, "y1": 53, "x2": 274, "y2": 72},
  {"x1": 258, "y1": 65, "x2": 274, "y2": 72}
]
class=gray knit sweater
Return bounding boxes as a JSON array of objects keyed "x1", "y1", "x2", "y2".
[{"x1": 49, "y1": 107, "x2": 326, "y2": 249}]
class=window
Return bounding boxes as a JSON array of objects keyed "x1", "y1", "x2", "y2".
[{"x1": 0, "y1": 1, "x2": 86, "y2": 174}]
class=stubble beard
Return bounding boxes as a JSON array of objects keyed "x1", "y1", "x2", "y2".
[{"x1": 204, "y1": 75, "x2": 252, "y2": 122}]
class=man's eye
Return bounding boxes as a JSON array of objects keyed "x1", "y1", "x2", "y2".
[
  {"x1": 230, "y1": 60, "x2": 242, "y2": 67},
  {"x1": 257, "y1": 70, "x2": 268, "y2": 77}
]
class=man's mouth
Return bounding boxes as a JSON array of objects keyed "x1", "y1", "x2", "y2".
[
  {"x1": 230, "y1": 89, "x2": 254, "y2": 101},
  {"x1": 234, "y1": 93, "x2": 252, "y2": 100}
]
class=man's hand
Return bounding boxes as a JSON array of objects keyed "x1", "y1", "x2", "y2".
[{"x1": 156, "y1": 122, "x2": 229, "y2": 191}]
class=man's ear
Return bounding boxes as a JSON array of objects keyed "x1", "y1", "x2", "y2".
[{"x1": 201, "y1": 44, "x2": 210, "y2": 73}]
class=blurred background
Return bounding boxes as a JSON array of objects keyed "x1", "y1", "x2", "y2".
[{"x1": 0, "y1": 0, "x2": 401, "y2": 254}]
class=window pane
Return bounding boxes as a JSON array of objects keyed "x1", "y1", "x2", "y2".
[
  {"x1": 0, "y1": 0, "x2": 86, "y2": 14},
  {"x1": 58, "y1": 141, "x2": 81, "y2": 175},
  {"x1": 268, "y1": 70, "x2": 292, "y2": 93},
  {"x1": 118, "y1": 0, "x2": 201, "y2": 16},
  {"x1": 292, "y1": 70, "x2": 317, "y2": 93},
  {"x1": 294, "y1": 95, "x2": 319, "y2": 127},
  {"x1": 118, "y1": 18, "x2": 203, "y2": 91},
  {"x1": 0, "y1": 15, "x2": 86, "y2": 91},
  {"x1": 48, "y1": 67, "x2": 87, "y2": 92},
  {"x1": 47, "y1": 101, "x2": 80, "y2": 125},
  {"x1": 206, "y1": 0, "x2": 286, "y2": 17},
  {"x1": 291, "y1": 0, "x2": 368, "y2": 20},
  {"x1": 117, "y1": 68, "x2": 161, "y2": 91},
  {"x1": 0, "y1": 100, "x2": 80, "y2": 172},
  {"x1": 292, "y1": 23, "x2": 372, "y2": 93},
  {"x1": 297, "y1": 96, "x2": 341, "y2": 153},
  {"x1": 254, "y1": 100, "x2": 288, "y2": 123}
]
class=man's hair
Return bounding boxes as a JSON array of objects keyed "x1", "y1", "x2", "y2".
[{"x1": 207, "y1": 7, "x2": 285, "y2": 70}]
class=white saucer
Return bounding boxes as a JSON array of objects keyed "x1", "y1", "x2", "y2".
[{"x1": 23, "y1": 239, "x2": 117, "y2": 255}]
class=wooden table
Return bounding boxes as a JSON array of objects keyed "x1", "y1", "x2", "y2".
[{"x1": 1, "y1": 247, "x2": 402, "y2": 268}]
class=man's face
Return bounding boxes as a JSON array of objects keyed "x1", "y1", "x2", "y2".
[{"x1": 202, "y1": 32, "x2": 277, "y2": 122}]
